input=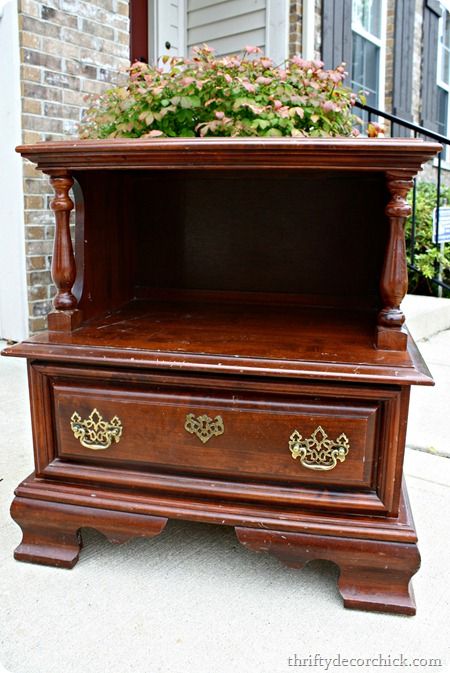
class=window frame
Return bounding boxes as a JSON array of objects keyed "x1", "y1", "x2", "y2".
[
  {"x1": 351, "y1": 0, "x2": 387, "y2": 111},
  {"x1": 437, "y1": 1, "x2": 450, "y2": 141},
  {"x1": 146, "y1": 0, "x2": 289, "y2": 64},
  {"x1": 432, "y1": 0, "x2": 450, "y2": 170}
]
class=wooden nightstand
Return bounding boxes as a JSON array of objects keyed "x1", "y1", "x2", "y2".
[{"x1": 4, "y1": 137, "x2": 441, "y2": 614}]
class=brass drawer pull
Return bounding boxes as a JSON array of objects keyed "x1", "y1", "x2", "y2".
[
  {"x1": 289, "y1": 425, "x2": 349, "y2": 471},
  {"x1": 184, "y1": 413, "x2": 224, "y2": 444},
  {"x1": 70, "y1": 408, "x2": 123, "y2": 450}
]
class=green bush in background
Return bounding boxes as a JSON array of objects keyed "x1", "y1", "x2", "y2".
[{"x1": 406, "y1": 181, "x2": 450, "y2": 297}]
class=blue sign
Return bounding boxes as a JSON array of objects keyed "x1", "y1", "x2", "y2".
[{"x1": 433, "y1": 207, "x2": 450, "y2": 244}]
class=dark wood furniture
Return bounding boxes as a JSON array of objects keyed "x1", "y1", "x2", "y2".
[{"x1": 5, "y1": 138, "x2": 441, "y2": 614}]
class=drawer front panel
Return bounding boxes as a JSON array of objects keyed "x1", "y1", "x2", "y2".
[{"x1": 53, "y1": 381, "x2": 378, "y2": 488}]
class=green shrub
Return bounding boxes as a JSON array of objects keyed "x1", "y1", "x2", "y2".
[
  {"x1": 406, "y1": 181, "x2": 450, "y2": 296},
  {"x1": 80, "y1": 45, "x2": 362, "y2": 139}
]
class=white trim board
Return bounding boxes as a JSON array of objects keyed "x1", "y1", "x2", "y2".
[
  {"x1": 0, "y1": 0, "x2": 28, "y2": 341},
  {"x1": 150, "y1": 0, "x2": 289, "y2": 62}
]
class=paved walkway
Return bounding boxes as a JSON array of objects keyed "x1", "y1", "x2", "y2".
[
  {"x1": 0, "y1": 333, "x2": 449, "y2": 673},
  {"x1": 406, "y1": 329, "x2": 450, "y2": 456}
]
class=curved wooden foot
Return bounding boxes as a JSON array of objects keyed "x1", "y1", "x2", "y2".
[
  {"x1": 11, "y1": 497, "x2": 168, "y2": 568},
  {"x1": 235, "y1": 527, "x2": 420, "y2": 615}
]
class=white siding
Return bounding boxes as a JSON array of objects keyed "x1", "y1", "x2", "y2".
[{"x1": 187, "y1": 0, "x2": 266, "y2": 56}]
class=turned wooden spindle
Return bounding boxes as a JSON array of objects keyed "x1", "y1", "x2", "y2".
[
  {"x1": 376, "y1": 173, "x2": 413, "y2": 351},
  {"x1": 48, "y1": 173, "x2": 82, "y2": 331},
  {"x1": 50, "y1": 174, "x2": 76, "y2": 309}
]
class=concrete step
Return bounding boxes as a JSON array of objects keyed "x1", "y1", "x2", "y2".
[{"x1": 403, "y1": 294, "x2": 450, "y2": 341}]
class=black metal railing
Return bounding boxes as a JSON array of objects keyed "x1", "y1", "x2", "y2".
[{"x1": 355, "y1": 101, "x2": 450, "y2": 296}]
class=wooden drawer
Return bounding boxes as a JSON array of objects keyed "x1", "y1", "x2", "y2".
[
  {"x1": 51, "y1": 376, "x2": 378, "y2": 490},
  {"x1": 28, "y1": 363, "x2": 409, "y2": 514}
]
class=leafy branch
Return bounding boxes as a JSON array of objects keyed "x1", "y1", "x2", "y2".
[{"x1": 80, "y1": 44, "x2": 363, "y2": 139}]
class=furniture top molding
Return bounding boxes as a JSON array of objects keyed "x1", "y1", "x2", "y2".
[
  {"x1": 16, "y1": 137, "x2": 442, "y2": 173},
  {"x1": 4, "y1": 332, "x2": 433, "y2": 387}
]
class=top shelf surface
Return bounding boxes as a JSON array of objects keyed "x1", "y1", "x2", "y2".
[
  {"x1": 4, "y1": 299, "x2": 433, "y2": 386},
  {"x1": 16, "y1": 137, "x2": 442, "y2": 173}
]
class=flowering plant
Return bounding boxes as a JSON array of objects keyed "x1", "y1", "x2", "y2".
[{"x1": 80, "y1": 45, "x2": 363, "y2": 139}]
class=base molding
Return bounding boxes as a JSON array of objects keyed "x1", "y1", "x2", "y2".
[
  {"x1": 235, "y1": 527, "x2": 420, "y2": 615},
  {"x1": 47, "y1": 308, "x2": 83, "y2": 332},
  {"x1": 11, "y1": 496, "x2": 167, "y2": 568},
  {"x1": 10, "y1": 475, "x2": 420, "y2": 614},
  {"x1": 376, "y1": 325, "x2": 408, "y2": 351}
]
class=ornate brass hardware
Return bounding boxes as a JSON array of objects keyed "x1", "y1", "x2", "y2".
[
  {"x1": 184, "y1": 413, "x2": 224, "y2": 444},
  {"x1": 70, "y1": 408, "x2": 123, "y2": 450},
  {"x1": 289, "y1": 425, "x2": 349, "y2": 471}
]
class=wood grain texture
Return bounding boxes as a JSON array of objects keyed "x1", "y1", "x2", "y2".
[
  {"x1": 12, "y1": 473, "x2": 418, "y2": 544},
  {"x1": 129, "y1": 0, "x2": 148, "y2": 63},
  {"x1": 22, "y1": 361, "x2": 407, "y2": 515},
  {"x1": 47, "y1": 173, "x2": 83, "y2": 331},
  {"x1": 11, "y1": 496, "x2": 167, "y2": 568},
  {"x1": 2, "y1": 299, "x2": 434, "y2": 386},
  {"x1": 16, "y1": 137, "x2": 441, "y2": 172},
  {"x1": 49, "y1": 173, "x2": 77, "y2": 311},
  {"x1": 376, "y1": 173, "x2": 414, "y2": 350},
  {"x1": 53, "y1": 381, "x2": 378, "y2": 488},
  {"x1": 235, "y1": 526, "x2": 420, "y2": 615},
  {"x1": 11, "y1": 474, "x2": 420, "y2": 611},
  {"x1": 6, "y1": 137, "x2": 440, "y2": 612}
]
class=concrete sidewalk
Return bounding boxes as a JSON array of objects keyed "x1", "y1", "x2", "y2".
[
  {"x1": 0, "y1": 331, "x2": 449, "y2": 673},
  {"x1": 403, "y1": 294, "x2": 450, "y2": 341},
  {"x1": 406, "y1": 329, "x2": 450, "y2": 457}
]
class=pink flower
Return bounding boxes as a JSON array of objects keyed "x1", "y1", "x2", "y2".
[
  {"x1": 273, "y1": 100, "x2": 282, "y2": 110},
  {"x1": 242, "y1": 81, "x2": 256, "y2": 93},
  {"x1": 256, "y1": 76, "x2": 272, "y2": 85},
  {"x1": 329, "y1": 72, "x2": 344, "y2": 83},
  {"x1": 224, "y1": 73, "x2": 232, "y2": 83},
  {"x1": 180, "y1": 77, "x2": 195, "y2": 86},
  {"x1": 292, "y1": 55, "x2": 308, "y2": 68},
  {"x1": 277, "y1": 106, "x2": 290, "y2": 117},
  {"x1": 245, "y1": 45, "x2": 262, "y2": 54},
  {"x1": 321, "y1": 100, "x2": 335, "y2": 112},
  {"x1": 215, "y1": 111, "x2": 225, "y2": 119},
  {"x1": 194, "y1": 43, "x2": 214, "y2": 54}
]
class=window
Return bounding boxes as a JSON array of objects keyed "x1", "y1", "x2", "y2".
[
  {"x1": 351, "y1": 0, "x2": 386, "y2": 109},
  {"x1": 437, "y1": 2, "x2": 450, "y2": 141}
]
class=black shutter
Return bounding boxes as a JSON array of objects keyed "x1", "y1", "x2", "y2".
[
  {"x1": 421, "y1": 0, "x2": 442, "y2": 132},
  {"x1": 322, "y1": 0, "x2": 353, "y2": 69},
  {"x1": 392, "y1": 0, "x2": 416, "y2": 136}
]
